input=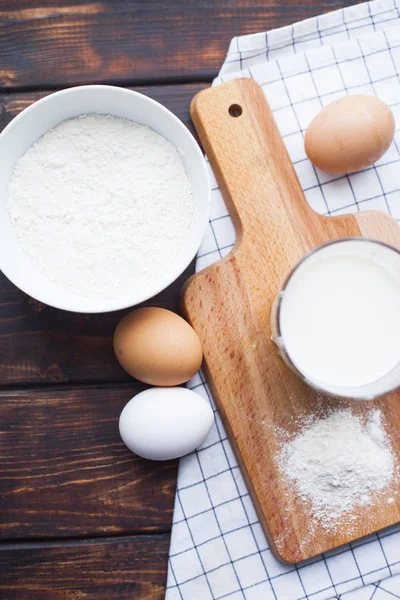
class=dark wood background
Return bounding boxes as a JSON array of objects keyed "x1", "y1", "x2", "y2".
[{"x1": 0, "y1": 1, "x2": 363, "y2": 598}]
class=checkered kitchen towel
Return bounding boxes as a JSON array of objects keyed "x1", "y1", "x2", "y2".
[{"x1": 166, "y1": 1, "x2": 400, "y2": 598}]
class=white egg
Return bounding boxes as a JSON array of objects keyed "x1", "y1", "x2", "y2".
[{"x1": 119, "y1": 387, "x2": 214, "y2": 461}]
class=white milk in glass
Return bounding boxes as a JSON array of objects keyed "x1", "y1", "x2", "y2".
[{"x1": 273, "y1": 239, "x2": 400, "y2": 399}]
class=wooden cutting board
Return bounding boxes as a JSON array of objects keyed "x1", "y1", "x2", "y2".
[{"x1": 181, "y1": 78, "x2": 400, "y2": 563}]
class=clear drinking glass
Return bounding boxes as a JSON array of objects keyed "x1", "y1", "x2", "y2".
[{"x1": 271, "y1": 238, "x2": 400, "y2": 400}]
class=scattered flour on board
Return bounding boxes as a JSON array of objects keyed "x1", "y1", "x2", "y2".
[
  {"x1": 277, "y1": 409, "x2": 396, "y2": 530},
  {"x1": 8, "y1": 114, "x2": 193, "y2": 299}
]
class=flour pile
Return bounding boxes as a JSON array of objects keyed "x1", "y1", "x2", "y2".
[
  {"x1": 8, "y1": 114, "x2": 193, "y2": 299},
  {"x1": 278, "y1": 410, "x2": 395, "y2": 527}
]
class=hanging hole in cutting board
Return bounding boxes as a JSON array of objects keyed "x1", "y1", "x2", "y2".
[{"x1": 229, "y1": 104, "x2": 242, "y2": 117}]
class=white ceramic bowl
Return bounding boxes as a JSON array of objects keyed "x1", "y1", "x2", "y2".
[{"x1": 0, "y1": 85, "x2": 210, "y2": 313}]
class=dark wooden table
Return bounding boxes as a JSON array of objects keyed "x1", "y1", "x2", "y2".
[{"x1": 0, "y1": 2, "x2": 363, "y2": 598}]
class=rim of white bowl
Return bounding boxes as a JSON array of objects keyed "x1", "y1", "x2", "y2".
[{"x1": 0, "y1": 85, "x2": 211, "y2": 313}]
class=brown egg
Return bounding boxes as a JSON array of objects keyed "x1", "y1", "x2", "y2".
[
  {"x1": 304, "y1": 95, "x2": 395, "y2": 174},
  {"x1": 113, "y1": 307, "x2": 203, "y2": 386}
]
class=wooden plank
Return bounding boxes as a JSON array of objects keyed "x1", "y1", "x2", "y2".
[
  {"x1": 0, "y1": 260, "x2": 195, "y2": 386},
  {"x1": 0, "y1": 385, "x2": 177, "y2": 539},
  {"x1": 0, "y1": 535, "x2": 170, "y2": 599},
  {"x1": 0, "y1": 84, "x2": 204, "y2": 387},
  {"x1": 0, "y1": 0, "x2": 364, "y2": 89},
  {"x1": 184, "y1": 79, "x2": 400, "y2": 562},
  {"x1": 0, "y1": 83, "x2": 206, "y2": 136}
]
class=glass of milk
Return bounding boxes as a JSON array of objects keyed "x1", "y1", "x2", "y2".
[{"x1": 271, "y1": 238, "x2": 400, "y2": 400}]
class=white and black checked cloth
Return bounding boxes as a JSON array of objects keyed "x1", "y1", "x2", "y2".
[{"x1": 166, "y1": 1, "x2": 400, "y2": 598}]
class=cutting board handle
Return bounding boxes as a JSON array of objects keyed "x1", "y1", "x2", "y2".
[{"x1": 191, "y1": 78, "x2": 320, "y2": 251}]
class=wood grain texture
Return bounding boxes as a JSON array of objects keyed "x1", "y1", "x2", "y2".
[
  {"x1": 0, "y1": 84, "x2": 204, "y2": 387},
  {"x1": 0, "y1": 534, "x2": 170, "y2": 599},
  {"x1": 0, "y1": 385, "x2": 177, "y2": 539},
  {"x1": 0, "y1": 0, "x2": 364, "y2": 89},
  {"x1": 0, "y1": 261, "x2": 194, "y2": 386},
  {"x1": 183, "y1": 79, "x2": 400, "y2": 562},
  {"x1": 0, "y1": 84, "x2": 206, "y2": 136}
]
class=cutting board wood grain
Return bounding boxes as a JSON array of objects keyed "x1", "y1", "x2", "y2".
[{"x1": 181, "y1": 78, "x2": 400, "y2": 563}]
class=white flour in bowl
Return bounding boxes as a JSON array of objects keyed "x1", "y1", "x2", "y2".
[{"x1": 8, "y1": 114, "x2": 193, "y2": 299}]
